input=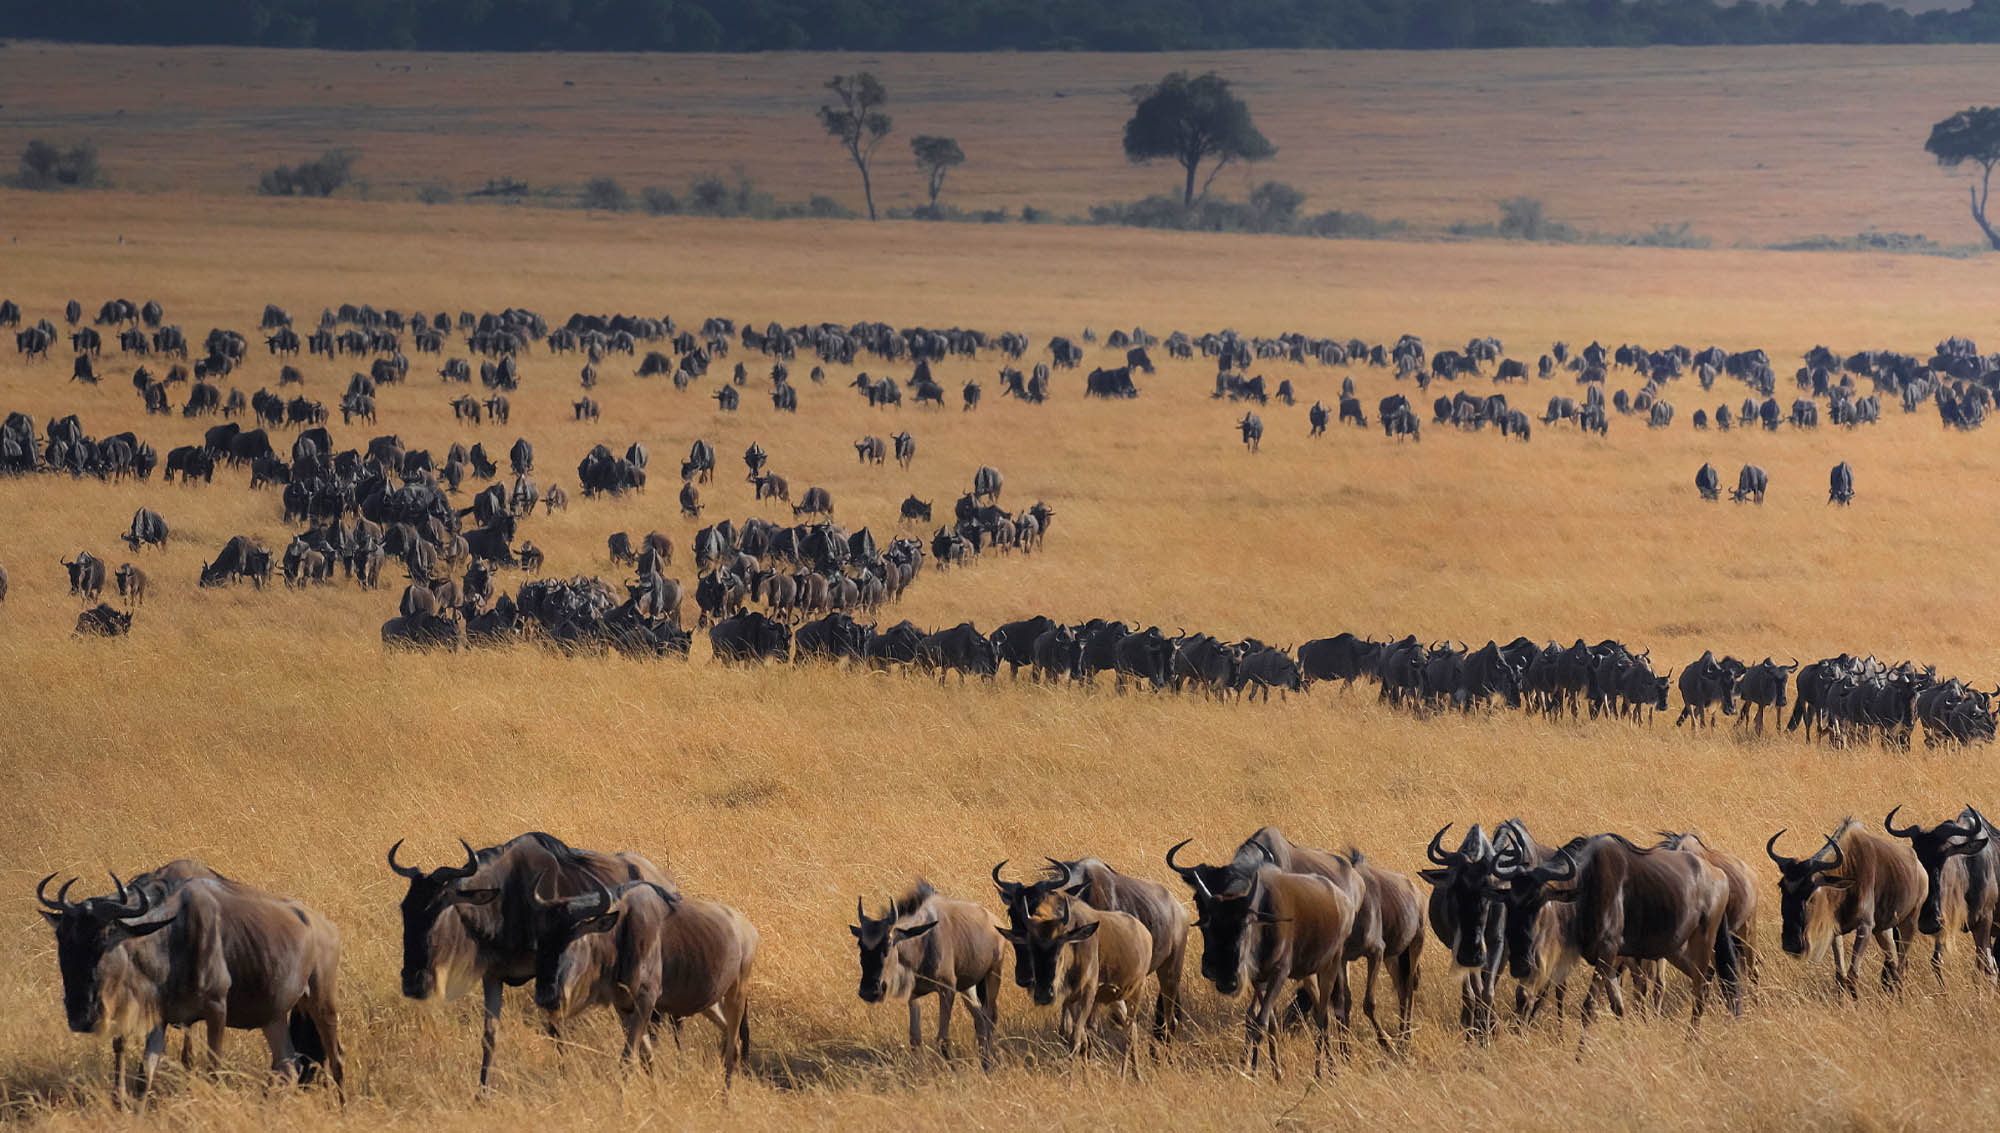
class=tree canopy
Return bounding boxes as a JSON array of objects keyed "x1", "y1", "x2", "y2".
[
  {"x1": 910, "y1": 135, "x2": 965, "y2": 213},
  {"x1": 1123, "y1": 72, "x2": 1275, "y2": 208},
  {"x1": 1925, "y1": 106, "x2": 2000, "y2": 250},
  {"x1": 818, "y1": 73, "x2": 892, "y2": 221}
]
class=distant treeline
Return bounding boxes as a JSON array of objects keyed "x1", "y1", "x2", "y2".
[{"x1": 4, "y1": 0, "x2": 2000, "y2": 51}]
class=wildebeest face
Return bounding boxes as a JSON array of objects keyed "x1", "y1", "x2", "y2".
[
  {"x1": 1886, "y1": 807, "x2": 1988, "y2": 937},
  {"x1": 388, "y1": 839, "x2": 485, "y2": 999},
  {"x1": 850, "y1": 901, "x2": 932, "y2": 1003},
  {"x1": 531, "y1": 883, "x2": 621, "y2": 1016},
  {"x1": 1187, "y1": 884, "x2": 1259, "y2": 996},
  {"x1": 992, "y1": 861, "x2": 1067, "y2": 989},
  {"x1": 37, "y1": 876, "x2": 170, "y2": 1034},
  {"x1": 1767, "y1": 832, "x2": 1849, "y2": 956},
  {"x1": 999, "y1": 904, "x2": 1098, "y2": 1007}
]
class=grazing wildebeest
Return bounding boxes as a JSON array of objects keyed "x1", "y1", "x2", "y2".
[
  {"x1": 972, "y1": 465, "x2": 1003, "y2": 501},
  {"x1": 1884, "y1": 805, "x2": 1998, "y2": 985},
  {"x1": 36, "y1": 869, "x2": 343, "y2": 1103},
  {"x1": 1297, "y1": 634, "x2": 1384, "y2": 691},
  {"x1": 1695, "y1": 463, "x2": 1720, "y2": 501},
  {"x1": 1829, "y1": 461, "x2": 1854, "y2": 505},
  {"x1": 1768, "y1": 821, "x2": 1923, "y2": 998},
  {"x1": 528, "y1": 877, "x2": 756, "y2": 1084},
  {"x1": 851, "y1": 881, "x2": 1005, "y2": 1069},
  {"x1": 1167, "y1": 839, "x2": 1358, "y2": 1078},
  {"x1": 899, "y1": 495, "x2": 932, "y2": 524},
  {"x1": 121, "y1": 509, "x2": 168, "y2": 551},
  {"x1": 1732, "y1": 464, "x2": 1768, "y2": 503},
  {"x1": 386, "y1": 832, "x2": 673, "y2": 1089},
  {"x1": 1308, "y1": 401, "x2": 1330, "y2": 435},
  {"x1": 854, "y1": 436, "x2": 886, "y2": 465},
  {"x1": 679, "y1": 480, "x2": 702, "y2": 519},
  {"x1": 607, "y1": 532, "x2": 636, "y2": 565}
]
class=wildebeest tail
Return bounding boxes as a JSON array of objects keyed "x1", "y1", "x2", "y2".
[
  {"x1": 289, "y1": 1008, "x2": 326, "y2": 1084},
  {"x1": 1714, "y1": 920, "x2": 1742, "y2": 1006},
  {"x1": 738, "y1": 1011, "x2": 751, "y2": 1058}
]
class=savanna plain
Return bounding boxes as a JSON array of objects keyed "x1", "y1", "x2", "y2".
[{"x1": 3, "y1": 44, "x2": 2000, "y2": 1132}]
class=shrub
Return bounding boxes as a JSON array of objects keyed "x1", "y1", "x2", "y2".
[
  {"x1": 16, "y1": 139, "x2": 106, "y2": 190},
  {"x1": 1303, "y1": 209, "x2": 1404, "y2": 238},
  {"x1": 1249, "y1": 180, "x2": 1305, "y2": 227},
  {"x1": 415, "y1": 184, "x2": 453, "y2": 205},
  {"x1": 641, "y1": 186, "x2": 681, "y2": 215},
  {"x1": 259, "y1": 150, "x2": 356, "y2": 198},
  {"x1": 1021, "y1": 205, "x2": 1050, "y2": 224},
  {"x1": 579, "y1": 177, "x2": 629, "y2": 211},
  {"x1": 806, "y1": 193, "x2": 853, "y2": 219},
  {"x1": 467, "y1": 178, "x2": 530, "y2": 199}
]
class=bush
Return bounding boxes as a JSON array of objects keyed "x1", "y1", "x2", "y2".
[
  {"x1": 1021, "y1": 205, "x2": 1050, "y2": 224},
  {"x1": 1302, "y1": 209, "x2": 1404, "y2": 238},
  {"x1": 16, "y1": 139, "x2": 106, "y2": 190},
  {"x1": 467, "y1": 178, "x2": 530, "y2": 199},
  {"x1": 415, "y1": 184, "x2": 453, "y2": 205},
  {"x1": 1249, "y1": 180, "x2": 1305, "y2": 227},
  {"x1": 806, "y1": 193, "x2": 853, "y2": 219},
  {"x1": 259, "y1": 150, "x2": 356, "y2": 198},
  {"x1": 579, "y1": 177, "x2": 629, "y2": 211},
  {"x1": 641, "y1": 186, "x2": 681, "y2": 215}
]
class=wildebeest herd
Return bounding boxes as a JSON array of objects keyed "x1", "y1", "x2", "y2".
[{"x1": 38, "y1": 802, "x2": 2000, "y2": 1103}]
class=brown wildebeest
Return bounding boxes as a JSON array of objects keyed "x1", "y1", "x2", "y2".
[
  {"x1": 1169, "y1": 840, "x2": 1356, "y2": 1079},
  {"x1": 994, "y1": 857, "x2": 1187, "y2": 1048},
  {"x1": 1000, "y1": 894, "x2": 1153, "y2": 1077},
  {"x1": 1769, "y1": 820, "x2": 1925, "y2": 998},
  {"x1": 1657, "y1": 830, "x2": 1760, "y2": 993},
  {"x1": 530, "y1": 877, "x2": 756, "y2": 1085},
  {"x1": 386, "y1": 832, "x2": 673, "y2": 1090},
  {"x1": 854, "y1": 435, "x2": 886, "y2": 465},
  {"x1": 519, "y1": 541, "x2": 544, "y2": 574},
  {"x1": 679, "y1": 481, "x2": 702, "y2": 519},
  {"x1": 1501, "y1": 833, "x2": 1738, "y2": 1054},
  {"x1": 850, "y1": 881, "x2": 1004, "y2": 1069},
  {"x1": 115, "y1": 563, "x2": 147, "y2": 606},
  {"x1": 1176, "y1": 827, "x2": 1423, "y2": 1053},
  {"x1": 36, "y1": 869, "x2": 343, "y2": 1105},
  {"x1": 1884, "y1": 805, "x2": 1996, "y2": 985}
]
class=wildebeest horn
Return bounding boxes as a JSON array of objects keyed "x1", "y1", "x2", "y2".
[
  {"x1": 991, "y1": 859, "x2": 1020, "y2": 895},
  {"x1": 100, "y1": 880, "x2": 151, "y2": 920},
  {"x1": 387, "y1": 838, "x2": 423, "y2": 879},
  {"x1": 35, "y1": 872, "x2": 72, "y2": 912},
  {"x1": 1165, "y1": 839, "x2": 1198, "y2": 881},
  {"x1": 1884, "y1": 805, "x2": 1920, "y2": 839},
  {"x1": 1426, "y1": 824, "x2": 1453, "y2": 864},
  {"x1": 1810, "y1": 835, "x2": 1843, "y2": 871},
  {"x1": 1046, "y1": 857, "x2": 1074, "y2": 888},
  {"x1": 447, "y1": 838, "x2": 480, "y2": 880},
  {"x1": 1535, "y1": 848, "x2": 1577, "y2": 884},
  {"x1": 109, "y1": 872, "x2": 129, "y2": 904},
  {"x1": 1254, "y1": 841, "x2": 1277, "y2": 865},
  {"x1": 856, "y1": 895, "x2": 866, "y2": 924},
  {"x1": 1765, "y1": 830, "x2": 1793, "y2": 867}
]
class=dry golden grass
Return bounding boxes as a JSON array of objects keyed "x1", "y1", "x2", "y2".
[
  {"x1": 2, "y1": 43, "x2": 1995, "y2": 244},
  {"x1": 4, "y1": 116, "x2": 2000, "y2": 1129}
]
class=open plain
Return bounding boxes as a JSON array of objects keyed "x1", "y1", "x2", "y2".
[{"x1": 4, "y1": 45, "x2": 2000, "y2": 1131}]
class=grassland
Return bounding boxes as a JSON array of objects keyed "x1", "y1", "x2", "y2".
[
  {"x1": 2, "y1": 43, "x2": 1996, "y2": 245},
  {"x1": 5, "y1": 47, "x2": 2000, "y2": 1131}
]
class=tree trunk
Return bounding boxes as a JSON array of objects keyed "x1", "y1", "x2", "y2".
[
  {"x1": 1182, "y1": 158, "x2": 1197, "y2": 210},
  {"x1": 859, "y1": 158, "x2": 877, "y2": 221},
  {"x1": 1975, "y1": 166, "x2": 2000, "y2": 251}
]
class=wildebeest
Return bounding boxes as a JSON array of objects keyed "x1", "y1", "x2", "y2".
[
  {"x1": 121, "y1": 508, "x2": 169, "y2": 552},
  {"x1": 1767, "y1": 821, "x2": 1923, "y2": 997},
  {"x1": 63, "y1": 550, "x2": 108, "y2": 600},
  {"x1": 1732, "y1": 464, "x2": 1767, "y2": 504},
  {"x1": 899, "y1": 495, "x2": 932, "y2": 524},
  {"x1": 36, "y1": 868, "x2": 343, "y2": 1103},
  {"x1": 386, "y1": 832, "x2": 673, "y2": 1089},
  {"x1": 851, "y1": 881, "x2": 1005, "y2": 1069},
  {"x1": 854, "y1": 436, "x2": 886, "y2": 465},
  {"x1": 709, "y1": 611, "x2": 791, "y2": 662},
  {"x1": 115, "y1": 563, "x2": 148, "y2": 606},
  {"x1": 1828, "y1": 461, "x2": 1854, "y2": 505},
  {"x1": 1237, "y1": 412, "x2": 1263, "y2": 452},
  {"x1": 75, "y1": 602, "x2": 134, "y2": 636},
  {"x1": 528, "y1": 877, "x2": 756, "y2": 1084},
  {"x1": 1675, "y1": 651, "x2": 1740, "y2": 728},
  {"x1": 972, "y1": 465, "x2": 1003, "y2": 501},
  {"x1": 998, "y1": 894, "x2": 1153, "y2": 1076},
  {"x1": 1883, "y1": 805, "x2": 1997, "y2": 985},
  {"x1": 1695, "y1": 463, "x2": 1719, "y2": 501}
]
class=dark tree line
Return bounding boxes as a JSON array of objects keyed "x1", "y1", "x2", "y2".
[{"x1": 5, "y1": 0, "x2": 2000, "y2": 51}]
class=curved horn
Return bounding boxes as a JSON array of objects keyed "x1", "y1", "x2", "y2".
[
  {"x1": 109, "y1": 872, "x2": 128, "y2": 904},
  {"x1": 1165, "y1": 838, "x2": 1198, "y2": 880},
  {"x1": 1427, "y1": 823, "x2": 1453, "y2": 864},
  {"x1": 1765, "y1": 829, "x2": 1793, "y2": 867},
  {"x1": 1813, "y1": 835, "x2": 1844, "y2": 872},
  {"x1": 35, "y1": 873, "x2": 70, "y2": 912},
  {"x1": 442, "y1": 838, "x2": 480, "y2": 881},
  {"x1": 1536, "y1": 848, "x2": 1578, "y2": 884},
  {"x1": 387, "y1": 838, "x2": 423, "y2": 879},
  {"x1": 991, "y1": 859, "x2": 1012, "y2": 889},
  {"x1": 1254, "y1": 840, "x2": 1277, "y2": 865},
  {"x1": 1046, "y1": 857, "x2": 1075, "y2": 888},
  {"x1": 1885, "y1": 805, "x2": 1920, "y2": 839},
  {"x1": 99, "y1": 880, "x2": 150, "y2": 920},
  {"x1": 856, "y1": 895, "x2": 866, "y2": 924}
]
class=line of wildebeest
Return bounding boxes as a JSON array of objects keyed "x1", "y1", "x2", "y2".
[{"x1": 35, "y1": 801, "x2": 2000, "y2": 1105}]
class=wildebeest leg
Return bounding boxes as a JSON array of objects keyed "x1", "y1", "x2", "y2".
[
  {"x1": 972, "y1": 972, "x2": 999, "y2": 1072},
  {"x1": 479, "y1": 977, "x2": 504, "y2": 1089},
  {"x1": 1394, "y1": 946, "x2": 1419, "y2": 1048},
  {"x1": 1153, "y1": 949, "x2": 1184, "y2": 1052},
  {"x1": 1118, "y1": 1001, "x2": 1142, "y2": 1082},
  {"x1": 263, "y1": 1018, "x2": 300, "y2": 1085},
  {"x1": 934, "y1": 987, "x2": 956, "y2": 1059},
  {"x1": 111, "y1": 1035, "x2": 128, "y2": 1107},
  {"x1": 1326, "y1": 962, "x2": 1354, "y2": 1066},
  {"x1": 203, "y1": 1007, "x2": 227, "y2": 1075},
  {"x1": 1359, "y1": 954, "x2": 1391, "y2": 1053},
  {"x1": 906, "y1": 996, "x2": 924, "y2": 1050},
  {"x1": 136, "y1": 1025, "x2": 170, "y2": 1103}
]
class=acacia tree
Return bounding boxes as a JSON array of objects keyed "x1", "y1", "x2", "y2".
[
  {"x1": 1123, "y1": 72, "x2": 1275, "y2": 209},
  {"x1": 819, "y1": 73, "x2": 892, "y2": 221},
  {"x1": 1926, "y1": 106, "x2": 2000, "y2": 251},
  {"x1": 910, "y1": 135, "x2": 965, "y2": 216}
]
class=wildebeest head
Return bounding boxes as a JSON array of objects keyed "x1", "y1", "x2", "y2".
[
  {"x1": 387, "y1": 838, "x2": 486, "y2": 1000},
  {"x1": 528, "y1": 874, "x2": 658, "y2": 1016},
  {"x1": 992, "y1": 859, "x2": 1072, "y2": 990},
  {"x1": 37, "y1": 873, "x2": 172, "y2": 1034},
  {"x1": 1167, "y1": 839, "x2": 1269, "y2": 996},
  {"x1": 849, "y1": 884, "x2": 937, "y2": 1004},
  {"x1": 996, "y1": 893, "x2": 1099, "y2": 1007},
  {"x1": 1418, "y1": 823, "x2": 1506, "y2": 970},
  {"x1": 1885, "y1": 805, "x2": 1990, "y2": 937},
  {"x1": 1490, "y1": 842, "x2": 1582, "y2": 978},
  {"x1": 1766, "y1": 829, "x2": 1848, "y2": 956}
]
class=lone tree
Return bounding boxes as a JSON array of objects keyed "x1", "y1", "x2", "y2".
[
  {"x1": 1123, "y1": 72, "x2": 1275, "y2": 209},
  {"x1": 819, "y1": 73, "x2": 892, "y2": 221},
  {"x1": 910, "y1": 135, "x2": 965, "y2": 216},
  {"x1": 1926, "y1": 106, "x2": 2000, "y2": 250}
]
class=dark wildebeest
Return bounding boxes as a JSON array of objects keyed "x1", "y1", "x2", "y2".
[
  {"x1": 1767, "y1": 821, "x2": 1923, "y2": 998},
  {"x1": 1732, "y1": 464, "x2": 1767, "y2": 503},
  {"x1": 972, "y1": 465, "x2": 1003, "y2": 501},
  {"x1": 1732, "y1": 657, "x2": 1796, "y2": 733},
  {"x1": 679, "y1": 481, "x2": 702, "y2": 519},
  {"x1": 1309, "y1": 401, "x2": 1330, "y2": 435},
  {"x1": 607, "y1": 532, "x2": 636, "y2": 566},
  {"x1": 528, "y1": 877, "x2": 756, "y2": 1084},
  {"x1": 1418, "y1": 824, "x2": 1509, "y2": 1042},
  {"x1": 386, "y1": 832, "x2": 673, "y2": 1090},
  {"x1": 1238, "y1": 412, "x2": 1263, "y2": 452},
  {"x1": 121, "y1": 508, "x2": 168, "y2": 551},
  {"x1": 1695, "y1": 463, "x2": 1720, "y2": 501},
  {"x1": 75, "y1": 603, "x2": 134, "y2": 636},
  {"x1": 1297, "y1": 634, "x2": 1383, "y2": 692},
  {"x1": 1166, "y1": 838, "x2": 1359, "y2": 1078},
  {"x1": 851, "y1": 881, "x2": 1005, "y2": 1069},
  {"x1": 115, "y1": 563, "x2": 148, "y2": 607},
  {"x1": 1674, "y1": 651, "x2": 1740, "y2": 728},
  {"x1": 1498, "y1": 833, "x2": 1738, "y2": 1053},
  {"x1": 63, "y1": 551, "x2": 108, "y2": 601},
  {"x1": 1884, "y1": 805, "x2": 1997, "y2": 986},
  {"x1": 854, "y1": 436, "x2": 886, "y2": 465},
  {"x1": 36, "y1": 869, "x2": 344, "y2": 1104},
  {"x1": 892, "y1": 430, "x2": 915, "y2": 469},
  {"x1": 1828, "y1": 461, "x2": 1854, "y2": 505},
  {"x1": 899, "y1": 495, "x2": 932, "y2": 524}
]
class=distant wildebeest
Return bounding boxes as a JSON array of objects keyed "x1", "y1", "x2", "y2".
[
  {"x1": 1732, "y1": 464, "x2": 1767, "y2": 504},
  {"x1": 62, "y1": 551, "x2": 107, "y2": 601},
  {"x1": 854, "y1": 436, "x2": 886, "y2": 465},
  {"x1": 1695, "y1": 463, "x2": 1719, "y2": 501},
  {"x1": 115, "y1": 562, "x2": 148, "y2": 606},
  {"x1": 1828, "y1": 461, "x2": 1854, "y2": 505},
  {"x1": 121, "y1": 508, "x2": 168, "y2": 551},
  {"x1": 74, "y1": 602, "x2": 134, "y2": 636},
  {"x1": 851, "y1": 881, "x2": 1005, "y2": 1069},
  {"x1": 1238, "y1": 413, "x2": 1263, "y2": 452}
]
